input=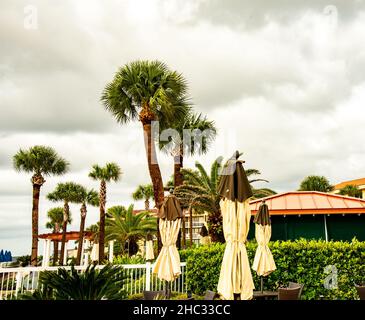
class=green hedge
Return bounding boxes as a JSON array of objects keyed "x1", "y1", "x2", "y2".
[{"x1": 180, "y1": 239, "x2": 365, "y2": 300}]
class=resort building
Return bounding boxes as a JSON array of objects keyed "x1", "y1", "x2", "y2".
[
  {"x1": 249, "y1": 191, "x2": 365, "y2": 241},
  {"x1": 333, "y1": 177, "x2": 365, "y2": 198}
]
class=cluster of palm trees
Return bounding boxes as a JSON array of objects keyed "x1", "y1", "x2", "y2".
[
  {"x1": 13, "y1": 145, "x2": 122, "y2": 266},
  {"x1": 13, "y1": 59, "x2": 277, "y2": 264}
]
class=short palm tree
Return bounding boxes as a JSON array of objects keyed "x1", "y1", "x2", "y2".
[
  {"x1": 47, "y1": 182, "x2": 84, "y2": 265},
  {"x1": 107, "y1": 206, "x2": 127, "y2": 218},
  {"x1": 132, "y1": 184, "x2": 154, "y2": 210},
  {"x1": 339, "y1": 184, "x2": 362, "y2": 198},
  {"x1": 13, "y1": 145, "x2": 69, "y2": 265},
  {"x1": 20, "y1": 264, "x2": 127, "y2": 300},
  {"x1": 89, "y1": 163, "x2": 122, "y2": 263},
  {"x1": 101, "y1": 60, "x2": 189, "y2": 210},
  {"x1": 299, "y1": 175, "x2": 334, "y2": 192},
  {"x1": 175, "y1": 158, "x2": 274, "y2": 242},
  {"x1": 74, "y1": 187, "x2": 99, "y2": 265},
  {"x1": 160, "y1": 112, "x2": 217, "y2": 188},
  {"x1": 106, "y1": 204, "x2": 157, "y2": 256},
  {"x1": 46, "y1": 207, "x2": 72, "y2": 265}
]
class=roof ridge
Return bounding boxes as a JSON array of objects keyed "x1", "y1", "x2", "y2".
[{"x1": 249, "y1": 190, "x2": 365, "y2": 204}]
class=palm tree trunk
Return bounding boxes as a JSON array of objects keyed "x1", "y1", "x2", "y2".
[
  {"x1": 182, "y1": 214, "x2": 186, "y2": 249},
  {"x1": 174, "y1": 145, "x2": 184, "y2": 249},
  {"x1": 173, "y1": 144, "x2": 184, "y2": 187},
  {"x1": 59, "y1": 201, "x2": 69, "y2": 265},
  {"x1": 53, "y1": 224, "x2": 59, "y2": 266},
  {"x1": 144, "y1": 199, "x2": 149, "y2": 210},
  {"x1": 31, "y1": 183, "x2": 41, "y2": 266},
  {"x1": 142, "y1": 119, "x2": 164, "y2": 251},
  {"x1": 76, "y1": 203, "x2": 87, "y2": 265},
  {"x1": 98, "y1": 180, "x2": 107, "y2": 263},
  {"x1": 189, "y1": 206, "x2": 193, "y2": 248}
]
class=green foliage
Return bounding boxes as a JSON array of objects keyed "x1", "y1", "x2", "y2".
[
  {"x1": 106, "y1": 204, "x2": 157, "y2": 256},
  {"x1": 15, "y1": 255, "x2": 42, "y2": 267},
  {"x1": 113, "y1": 254, "x2": 146, "y2": 265},
  {"x1": 159, "y1": 111, "x2": 217, "y2": 156},
  {"x1": 19, "y1": 264, "x2": 127, "y2": 300},
  {"x1": 89, "y1": 163, "x2": 122, "y2": 182},
  {"x1": 299, "y1": 175, "x2": 334, "y2": 192},
  {"x1": 132, "y1": 184, "x2": 154, "y2": 209},
  {"x1": 181, "y1": 239, "x2": 365, "y2": 300},
  {"x1": 46, "y1": 207, "x2": 71, "y2": 230},
  {"x1": 47, "y1": 182, "x2": 85, "y2": 203},
  {"x1": 101, "y1": 60, "x2": 189, "y2": 127},
  {"x1": 339, "y1": 184, "x2": 362, "y2": 198},
  {"x1": 13, "y1": 145, "x2": 69, "y2": 176}
]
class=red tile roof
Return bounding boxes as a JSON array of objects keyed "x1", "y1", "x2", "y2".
[{"x1": 250, "y1": 191, "x2": 365, "y2": 215}]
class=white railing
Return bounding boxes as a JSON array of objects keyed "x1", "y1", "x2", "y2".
[{"x1": 0, "y1": 262, "x2": 187, "y2": 300}]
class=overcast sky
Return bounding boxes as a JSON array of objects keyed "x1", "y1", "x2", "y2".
[{"x1": 1, "y1": 0, "x2": 365, "y2": 255}]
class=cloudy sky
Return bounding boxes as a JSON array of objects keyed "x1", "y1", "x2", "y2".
[{"x1": 1, "y1": 0, "x2": 365, "y2": 255}]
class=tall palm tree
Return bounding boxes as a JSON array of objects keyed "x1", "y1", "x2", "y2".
[
  {"x1": 13, "y1": 145, "x2": 69, "y2": 266},
  {"x1": 132, "y1": 184, "x2": 154, "y2": 210},
  {"x1": 160, "y1": 112, "x2": 217, "y2": 188},
  {"x1": 47, "y1": 182, "x2": 84, "y2": 265},
  {"x1": 175, "y1": 158, "x2": 274, "y2": 242},
  {"x1": 45, "y1": 207, "x2": 72, "y2": 265},
  {"x1": 106, "y1": 204, "x2": 157, "y2": 256},
  {"x1": 101, "y1": 60, "x2": 189, "y2": 210},
  {"x1": 89, "y1": 163, "x2": 122, "y2": 263},
  {"x1": 74, "y1": 187, "x2": 99, "y2": 265}
]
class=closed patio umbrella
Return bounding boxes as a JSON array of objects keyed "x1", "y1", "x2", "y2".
[
  {"x1": 217, "y1": 151, "x2": 255, "y2": 300},
  {"x1": 145, "y1": 233, "x2": 155, "y2": 261},
  {"x1": 152, "y1": 194, "x2": 183, "y2": 296},
  {"x1": 252, "y1": 201, "x2": 276, "y2": 291}
]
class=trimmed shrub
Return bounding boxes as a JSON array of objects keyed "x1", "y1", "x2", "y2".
[{"x1": 180, "y1": 239, "x2": 365, "y2": 300}]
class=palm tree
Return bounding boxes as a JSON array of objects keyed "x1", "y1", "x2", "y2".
[
  {"x1": 46, "y1": 207, "x2": 72, "y2": 265},
  {"x1": 132, "y1": 184, "x2": 154, "y2": 210},
  {"x1": 86, "y1": 223, "x2": 100, "y2": 244},
  {"x1": 47, "y1": 182, "x2": 84, "y2": 265},
  {"x1": 160, "y1": 112, "x2": 217, "y2": 188},
  {"x1": 101, "y1": 60, "x2": 189, "y2": 210},
  {"x1": 89, "y1": 163, "x2": 122, "y2": 263},
  {"x1": 106, "y1": 204, "x2": 157, "y2": 256},
  {"x1": 339, "y1": 184, "x2": 362, "y2": 198},
  {"x1": 107, "y1": 206, "x2": 127, "y2": 218},
  {"x1": 299, "y1": 175, "x2": 334, "y2": 192},
  {"x1": 245, "y1": 169, "x2": 277, "y2": 199},
  {"x1": 74, "y1": 187, "x2": 99, "y2": 265},
  {"x1": 175, "y1": 158, "x2": 274, "y2": 242},
  {"x1": 13, "y1": 145, "x2": 69, "y2": 266},
  {"x1": 20, "y1": 264, "x2": 127, "y2": 300}
]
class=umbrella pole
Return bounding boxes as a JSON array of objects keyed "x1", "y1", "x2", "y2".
[
  {"x1": 260, "y1": 276, "x2": 264, "y2": 293},
  {"x1": 164, "y1": 280, "x2": 171, "y2": 299}
]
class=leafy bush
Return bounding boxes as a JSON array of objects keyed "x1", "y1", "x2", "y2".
[
  {"x1": 19, "y1": 264, "x2": 127, "y2": 300},
  {"x1": 180, "y1": 239, "x2": 365, "y2": 300},
  {"x1": 113, "y1": 254, "x2": 145, "y2": 265}
]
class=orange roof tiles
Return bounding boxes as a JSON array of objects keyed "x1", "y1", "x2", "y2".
[
  {"x1": 334, "y1": 177, "x2": 365, "y2": 190},
  {"x1": 250, "y1": 191, "x2": 365, "y2": 215}
]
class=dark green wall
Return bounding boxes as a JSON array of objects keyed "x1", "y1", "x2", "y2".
[{"x1": 247, "y1": 214, "x2": 365, "y2": 241}]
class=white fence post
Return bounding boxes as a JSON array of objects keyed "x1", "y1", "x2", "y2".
[
  {"x1": 15, "y1": 271, "x2": 22, "y2": 297},
  {"x1": 145, "y1": 262, "x2": 151, "y2": 291}
]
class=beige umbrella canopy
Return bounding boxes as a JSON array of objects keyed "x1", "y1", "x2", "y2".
[
  {"x1": 252, "y1": 202, "x2": 276, "y2": 280},
  {"x1": 217, "y1": 151, "x2": 255, "y2": 300},
  {"x1": 145, "y1": 234, "x2": 155, "y2": 261},
  {"x1": 152, "y1": 195, "x2": 183, "y2": 282}
]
